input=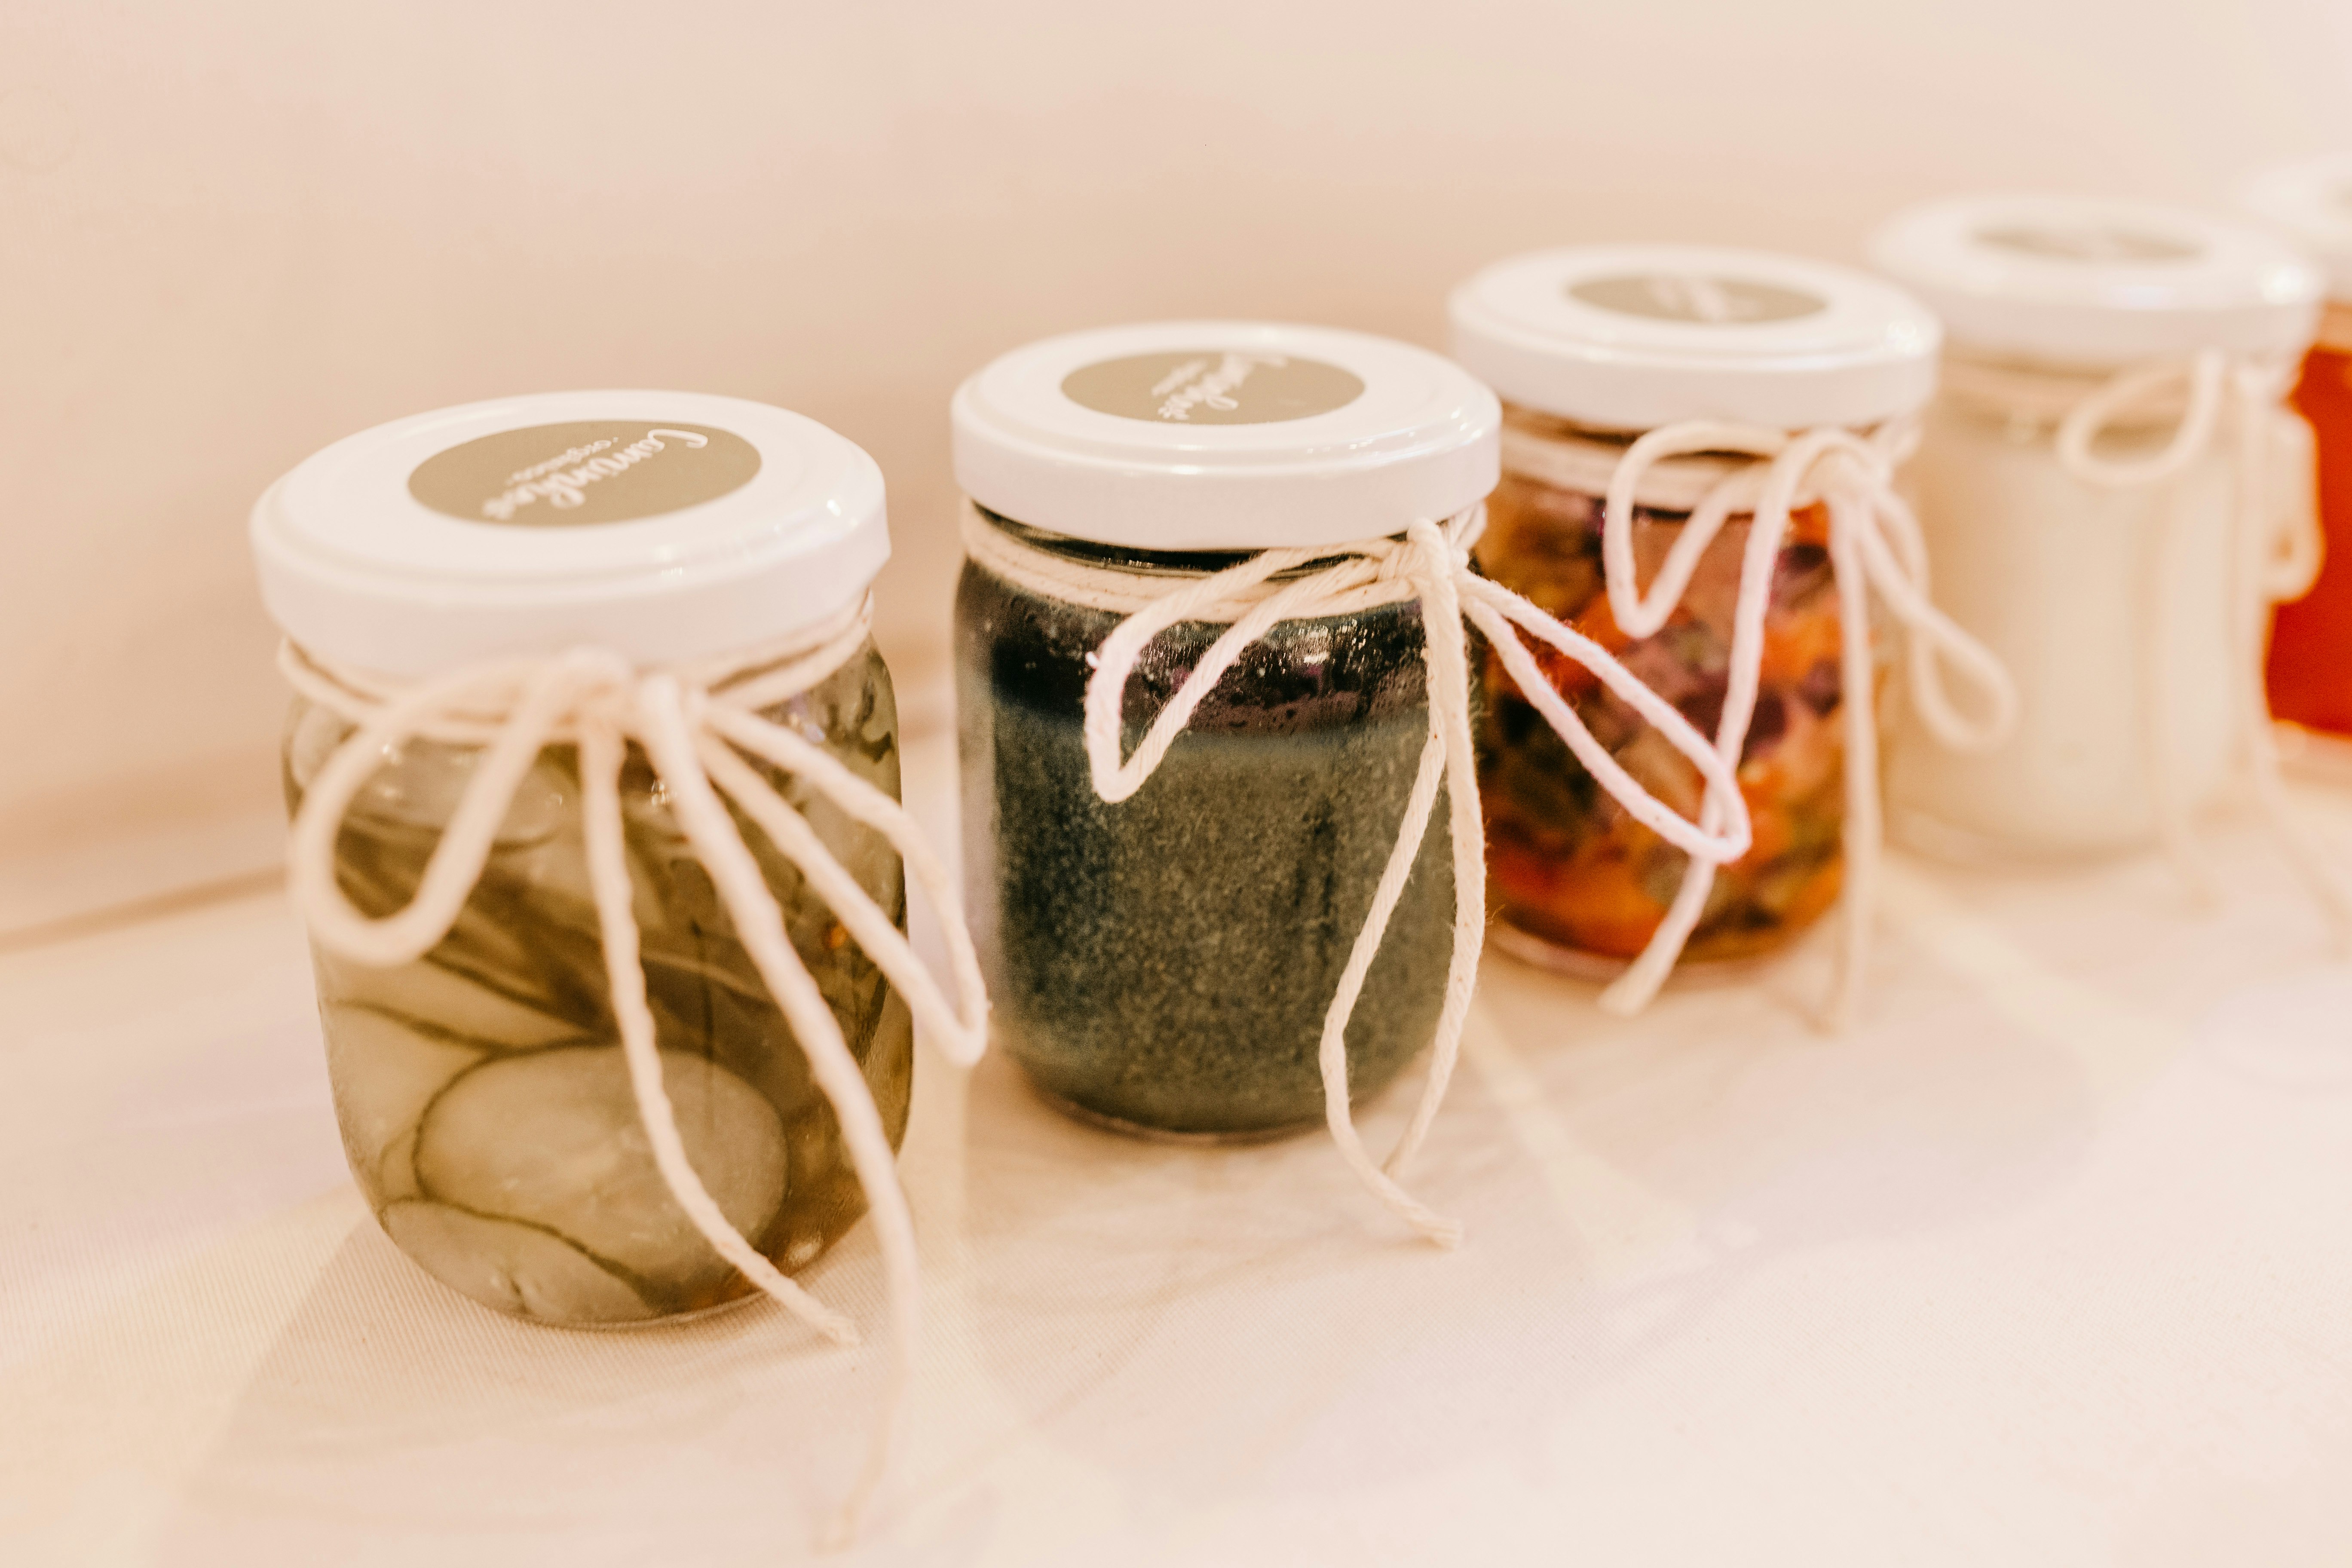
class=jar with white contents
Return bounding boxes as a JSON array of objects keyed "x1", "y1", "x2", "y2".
[
  {"x1": 1870, "y1": 196, "x2": 2349, "y2": 927},
  {"x1": 1449, "y1": 247, "x2": 2015, "y2": 1023}
]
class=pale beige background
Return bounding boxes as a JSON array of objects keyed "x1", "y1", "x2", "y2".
[{"x1": 4, "y1": 0, "x2": 2350, "y2": 929}]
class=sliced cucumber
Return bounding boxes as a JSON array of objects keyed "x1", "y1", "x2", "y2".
[
  {"x1": 316, "y1": 950, "x2": 581, "y2": 1050},
  {"x1": 413, "y1": 1046, "x2": 789, "y2": 1302},
  {"x1": 782, "y1": 1109, "x2": 838, "y2": 1191},
  {"x1": 376, "y1": 1124, "x2": 424, "y2": 1204},
  {"x1": 324, "y1": 1006, "x2": 481, "y2": 1201},
  {"x1": 380, "y1": 1199, "x2": 654, "y2": 1324}
]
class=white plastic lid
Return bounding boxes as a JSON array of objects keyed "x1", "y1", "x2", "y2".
[
  {"x1": 251, "y1": 390, "x2": 889, "y2": 678},
  {"x1": 950, "y1": 320, "x2": 1500, "y2": 550},
  {"x1": 1869, "y1": 195, "x2": 2323, "y2": 366},
  {"x1": 2242, "y1": 153, "x2": 2352, "y2": 300},
  {"x1": 1446, "y1": 244, "x2": 1941, "y2": 431}
]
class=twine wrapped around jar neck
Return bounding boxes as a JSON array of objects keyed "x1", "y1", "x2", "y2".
[
  {"x1": 1940, "y1": 350, "x2": 2351, "y2": 940},
  {"x1": 1514, "y1": 415, "x2": 2022, "y2": 1030},
  {"x1": 1501, "y1": 418, "x2": 1761, "y2": 515},
  {"x1": 963, "y1": 502, "x2": 1754, "y2": 1248},
  {"x1": 280, "y1": 592, "x2": 990, "y2": 1547}
]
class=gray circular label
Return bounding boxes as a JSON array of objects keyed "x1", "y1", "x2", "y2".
[
  {"x1": 1569, "y1": 273, "x2": 1826, "y2": 325},
  {"x1": 1060, "y1": 351, "x2": 1366, "y2": 425},
  {"x1": 1975, "y1": 224, "x2": 2201, "y2": 264},
  {"x1": 408, "y1": 420, "x2": 761, "y2": 527}
]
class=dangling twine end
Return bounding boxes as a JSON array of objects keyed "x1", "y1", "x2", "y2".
[
  {"x1": 817, "y1": 1405, "x2": 898, "y2": 1553},
  {"x1": 1597, "y1": 960, "x2": 1671, "y2": 1017},
  {"x1": 817, "y1": 1505, "x2": 863, "y2": 1555},
  {"x1": 810, "y1": 1311, "x2": 862, "y2": 1350},
  {"x1": 1416, "y1": 1214, "x2": 1467, "y2": 1251},
  {"x1": 1595, "y1": 984, "x2": 1647, "y2": 1019}
]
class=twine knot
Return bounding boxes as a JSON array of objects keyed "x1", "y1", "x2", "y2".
[
  {"x1": 1372, "y1": 520, "x2": 1466, "y2": 587},
  {"x1": 554, "y1": 646, "x2": 643, "y2": 730}
]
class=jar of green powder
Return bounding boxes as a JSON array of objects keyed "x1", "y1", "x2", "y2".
[{"x1": 952, "y1": 323, "x2": 1748, "y2": 1243}]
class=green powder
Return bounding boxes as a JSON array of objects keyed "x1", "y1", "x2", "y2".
[{"x1": 956, "y1": 519, "x2": 1457, "y2": 1139}]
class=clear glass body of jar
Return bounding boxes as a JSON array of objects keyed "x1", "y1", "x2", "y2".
[
  {"x1": 955, "y1": 510, "x2": 1456, "y2": 1140},
  {"x1": 1885, "y1": 359, "x2": 2242, "y2": 858},
  {"x1": 284, "y1": 643, "x2": 913, "y2": 1327},
  {"x1": 2269, "y1": 334, "x2": 2352, "y2": 739},
  {"x1": 1475, "y1": 407, "x2": 1851, "y2": 972}
]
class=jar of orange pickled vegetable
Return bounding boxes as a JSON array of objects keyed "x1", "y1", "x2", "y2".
[{"x1": 1450, "y1": 247, "x2": 2007, "y2": 1020}]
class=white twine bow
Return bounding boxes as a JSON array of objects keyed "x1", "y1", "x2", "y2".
[
  {"x1": 280, "y1": 598, "x2": 989, "y2": 1545},
  {"x1": 1576, "y1": 419, "x2": 2019, "y2": 1029},
  {"x1": 2034, "y1": 349, "x2": 2351, "y2": 937},
  {"x1": 968, "y1": 504, "x2": 1752, "y2": 1247}
]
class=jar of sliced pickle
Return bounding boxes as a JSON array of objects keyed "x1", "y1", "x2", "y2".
[
  {"x1": 250, "y1": 392, "x2": 983, "y2": 1339},
  {"x1": 1450, "y1": 247, "x2": 2012, "y2": 1021}
]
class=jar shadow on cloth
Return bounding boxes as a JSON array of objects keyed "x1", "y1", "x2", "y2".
[
  {"x1": 934, "y1": 916, "x2": 2114, "y2": 1500},
  {"x1": 161, "y1": 1211, "x2": 894, "y2": 1548}
]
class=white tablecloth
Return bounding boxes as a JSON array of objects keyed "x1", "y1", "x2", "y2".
[{"x1": 5, "y1": 723, "x2": 2350, "y2": 1566}]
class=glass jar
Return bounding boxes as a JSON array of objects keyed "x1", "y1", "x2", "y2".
[
  {"x1": 2244, "y1": 156, "x2": 2352, "y2": 750},
  {"x1": 956, "y1": 514, "x2": 1449, "y2": 1136},
  {"x1": 282, "y1": 643, "x2": 910, "y2": 1324},
  {"x1": 1449, "y1": 245, "x2": 1965, "y2": 1010},
  {"x1": 1474, "y1": 407, "x2": 1849, "y2": 970},
  {"x1": 1871, "y1": 196, "x2": 2324, "y2": 859},
  {"x1": 949, "y1": 324, "x2": 1500, "y2": 1142},
  {"x1": 1887, "y1": 355, "x2": 2252, "y2": 854},
  {"x1": 251, "y1": 392, "x2": 925, "y2": 1327},
  {"x1": 2272, "y1": 327, "x2": 2352, "y2": 741}
]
